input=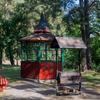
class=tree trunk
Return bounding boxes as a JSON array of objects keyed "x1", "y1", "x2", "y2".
[
  {"x1": 84, "y1": 0, "x2": 92, "y2": 70},
  {"x1": 8, "y1": 45, "x2": 15, "y2": 65},
  {"x1": 79, "y1": 0, "x2": 87, "y2": 71},
  {"x1": 79, "y1": 0, "x2": 92, "y2": 71}
]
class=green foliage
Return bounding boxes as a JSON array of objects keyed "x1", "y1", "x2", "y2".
[
  {"x1": 0, "y1": 66, "x2": 20, "y2": 82},
  {"x1": 64, "y1": 49, "x2": 79, "y2": 70},
  {"x1": 92, "y1": 63, "x2": 100, "y2": 72},
  {"x1": 91, "y1": 36, "x2": 100, "y2": 71},
  {"x1": 0, "y1": 0, "x2": 99, "y2": 71}
]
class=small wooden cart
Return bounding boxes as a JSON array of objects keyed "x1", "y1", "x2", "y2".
[
  {"x1": 56, "y1": 71, "x2": 81, "y2": 95},
  {"x1": 51, "y1": 37, "x2": 87, "y2": 95}
]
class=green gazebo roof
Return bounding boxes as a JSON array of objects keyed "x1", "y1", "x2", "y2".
[
  {"x1": 20, "y1": 33, "x2": 54, "y2": 42},
  {"x1": 20, "y1": 14, "x2": 54, "y2": 42}
]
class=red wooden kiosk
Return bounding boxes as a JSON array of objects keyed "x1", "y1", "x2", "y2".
[{"x1": 20, "y1": 14, "x2": 63, "y2": 80}]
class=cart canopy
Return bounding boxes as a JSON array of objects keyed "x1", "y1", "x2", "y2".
[{"x1": 51, "y1": 37, "x2": 87, "y2": 49}]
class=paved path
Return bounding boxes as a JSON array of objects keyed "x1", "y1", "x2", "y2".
[{"x1": 0, "y1": 80, "x2": 100, "y2": 100}]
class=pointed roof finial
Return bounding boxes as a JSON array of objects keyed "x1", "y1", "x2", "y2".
[{"x1": 34, "y1": 13, "x2": 50, "y2": 33}]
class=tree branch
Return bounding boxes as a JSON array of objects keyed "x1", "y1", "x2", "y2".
[
  {"x1": 96, "y1": 32, "x2": 100, "y2": 36},
  {"x1": 89, "y1": 0, "x2": 98, "y2": 9}
]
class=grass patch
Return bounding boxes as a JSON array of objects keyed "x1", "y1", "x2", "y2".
[
  {"x1": 0, "y1": 65, "x2": 100, "y2": 88},
  {"x1": 0, "y1": 65, "x2": 21, "y2": 82},
  {"x1": 82, "y1": 71, "x2": 100, "y2": 87}
]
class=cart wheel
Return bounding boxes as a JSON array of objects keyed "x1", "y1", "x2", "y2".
[
  {"x1": 78, "y1": 91, "x2": 81, "y2": 95},
  {"x1": 56, "y1": 92, "x2": 61, "y2": 96}
]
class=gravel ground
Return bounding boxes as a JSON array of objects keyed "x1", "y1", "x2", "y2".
[{"x1": 0, "y1": 80, "x2": 100, "y2": 100}]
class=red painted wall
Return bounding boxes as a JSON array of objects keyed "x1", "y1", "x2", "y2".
[{"x1": 21, "y1": 61, "x2": 62, "y2": 79}]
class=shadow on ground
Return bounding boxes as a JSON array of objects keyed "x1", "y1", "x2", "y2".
[{"x1": 1, "y1": 79, "x2": 100, "y2": 100}]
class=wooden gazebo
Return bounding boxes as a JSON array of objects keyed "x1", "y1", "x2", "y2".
[{"x1": 20, "y1": 14, "x2": 63, "y2": 80}]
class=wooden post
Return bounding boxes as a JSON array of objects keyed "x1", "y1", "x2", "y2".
[
  {"x1": 78, "y1": 49, "x2": 81, "y2": 91},
  {"x1": 45, "y1": 43, "x2": 48, "y2": 61},
  {"x1": 23, "y1": 42, "x2": 26, "y2": 61},
  {"x1": 55, "y1": 48, "x2": 58, "y2": 80},
  {"x1": 25, "y1": 42, "x2": 28, "y2": 61},
  {"x1": 30, "y1": 42, "x2": 33, "y2": 60},
  {"x1": 32, "y1": 43, "x2": 36, "y2": 61},
  {"x1": 20, "y1": 42, "x2": 23, "y2": 61},
  {"x1": 37, "y1": 43, "x2": 41, "y2": 83},
  {"x1": 61, "y1": 48, "x2": 64, "y2": 72}
]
